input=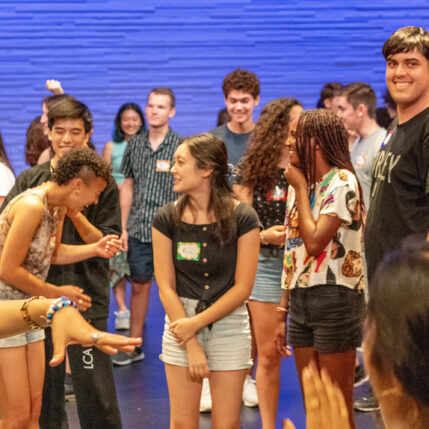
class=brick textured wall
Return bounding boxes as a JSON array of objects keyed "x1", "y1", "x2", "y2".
[{"x1": 1, "y1": 0, "x2": 428, "y2": 173}]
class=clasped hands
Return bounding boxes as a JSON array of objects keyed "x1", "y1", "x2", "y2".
[{"x1": 169, "y1": 317, "x2": 200, "y2": 346}]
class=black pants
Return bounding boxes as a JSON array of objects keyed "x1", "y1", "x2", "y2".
[{"x1": 40, "y1": 319, "x2": 122, "y2": 429}]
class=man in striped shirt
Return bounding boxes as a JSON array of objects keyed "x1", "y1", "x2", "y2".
[{"x1": 114, "y1": 87, "x2": 182, "y2": 366}]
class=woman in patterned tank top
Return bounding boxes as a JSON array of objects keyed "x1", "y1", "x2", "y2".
[{"x1": 0, "y1": 148, "x2": 121, "y2": 429}]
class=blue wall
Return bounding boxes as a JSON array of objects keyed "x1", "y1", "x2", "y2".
[{"x1": 1, "y1": 0, "x2": 428, "y2": 173}]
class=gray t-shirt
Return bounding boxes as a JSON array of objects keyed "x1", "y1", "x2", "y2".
[
  {"x1": 351, "y1": 127, "x2": 386, "y2": 209},
  {"x1": 210, "y1": 123, "x2": 252, "y2": 167}
]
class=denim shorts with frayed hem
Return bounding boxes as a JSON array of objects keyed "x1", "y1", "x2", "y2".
[
  {"x1": 0, "y1": 329, "x2": 45, "y2": 348},
  {"x1": 287, "y1": 285, "x2": 365, "y2": 354},
  {"x1": 160, "y1": 297, "x2": 252, "y2": 371}
]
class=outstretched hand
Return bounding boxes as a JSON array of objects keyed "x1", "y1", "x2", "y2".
[
  {"x1": 96, "y1": 234, "x2": 122, "y2": 258},
  {"x1": 49, "y1": 306, "x2": 142, "y2": 366}
]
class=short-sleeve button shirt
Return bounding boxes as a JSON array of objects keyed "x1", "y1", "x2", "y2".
[{"x1": 121, "y1": 128, "x2": 182, "y2": 242}]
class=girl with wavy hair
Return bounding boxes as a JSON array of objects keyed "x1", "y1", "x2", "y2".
[
  {"x1": 278, "y1": 109, "x2": 365, "y2": 429},
  {"x1": 234, "y1": 98, "x2": 302, "y2": 428},
  {"x1": 152, "y1": 133, "x2": 260, "y2": 428}
]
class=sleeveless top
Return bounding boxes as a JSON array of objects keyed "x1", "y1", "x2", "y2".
[
  {"x1": 0, "y1": 188, "x2": 60, "y2": 300},
  {"x1": 111, "y1": 140, "x2": 127, "y2": 184}
]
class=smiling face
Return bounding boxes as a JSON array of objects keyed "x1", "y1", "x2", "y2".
[
  {"x1": 336, "y1": 95, "x2": 361, "y2": 132},
  {"x1": 386, "y1": 49, "x2": 429, "y2": 112},
  {"x1": 280, "y1": 105, "x2": 303, "y2": 163},
  {"x1": 285, "y1": 117, "x2": 299, "y2": 166},
  {"x1": 146, "y1": 93, "x2": 175, "y2": 129},
  {"x1": 66, "y1": 176, "x2": 107, "y2": 214},
  {"x1": 120, "y1": 108, "x2": 142, "y2": 139},
  {"x1": 48, "y1": 118, "x2": 90, "y2": 163},
  {"x1": 170, "y1": 144, "x2": 211, "y2": 194},
  {"x1": 224, "y1": 90, "x2": 259, "y2": 127}
]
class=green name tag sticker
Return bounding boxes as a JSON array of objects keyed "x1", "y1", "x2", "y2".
[{"x1": 177, "y1": 242, "x2": 201, "y2": 261}]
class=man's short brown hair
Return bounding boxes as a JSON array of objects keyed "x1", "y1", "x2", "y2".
[
  {"x1": 383, "y1": 26, "x2": 429, "y2": 61},
  {"x1": 222, "y1": 69, "x2": 260, "y2": 98},
  {"x1": 148, "y1": 87, "x2": 175, "y2": 108},
  {"x1": 343, "y1": 82, "x2": 377, "y2": 119}
]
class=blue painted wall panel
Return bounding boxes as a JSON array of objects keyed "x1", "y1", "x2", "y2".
[{"x1": 0, "y1": 0, "x2": 427, "y2": 173}]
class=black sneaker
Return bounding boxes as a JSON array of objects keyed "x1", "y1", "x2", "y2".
[
  {"x1": 64, "y1": 373, "x2": 76, "y2": 402},
  {"x1": 354, "y1": 364, "x2": 369, "y2": 387},
  {"x1": 354, "y1": 393, "x2": 380, "y2": 412}
]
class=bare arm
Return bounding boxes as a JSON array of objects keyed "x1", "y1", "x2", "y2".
[
  {"x1": 285, "y1": 166, "x2": 341, "y2": 256},
  {"x1": 119, "y1": 178, "x2": 133, "y2": 251},
  {"x1": 52, "y1": 235, "x2": 121, "y2": 265},
  {"x1": 102, "y1": 141, "x2": 113, "y2": 164}
]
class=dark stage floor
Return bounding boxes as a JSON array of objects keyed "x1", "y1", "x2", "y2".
[{"x1": 66, "y1": 282, "x2": 384, "y2": 428}]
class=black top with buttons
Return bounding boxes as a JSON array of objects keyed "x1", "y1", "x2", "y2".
[{"x1": 152, "y1": 202, "x2": 261, "y2": 313}]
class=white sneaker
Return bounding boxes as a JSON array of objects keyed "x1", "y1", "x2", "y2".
[
  {"x1": 199, "y1": 378, "x2": 212, "y2": 413},
  {"x1": 114, "y1": 309, "x2": 130, "y2": 330},
  {"x1": 242, "y1": 375, "x2": 258, "y2": 407}
]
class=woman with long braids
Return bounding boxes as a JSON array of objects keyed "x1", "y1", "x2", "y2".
[
  {"x1": 277, "y1": 109, "x2": 365, "y2": 429},
  {"x1": 234, "y1": 98, "x2": 302, "y2": 429},
  {"x1": 152, "y1": 133, "x2": 260, "y2": 429}
]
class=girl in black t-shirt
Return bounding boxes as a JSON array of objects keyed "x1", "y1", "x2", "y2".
[{"x1": 152, "y1": 133, "x2": 260, "y2": 428}]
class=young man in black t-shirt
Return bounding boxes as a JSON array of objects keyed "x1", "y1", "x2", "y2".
[{"x1": 355, "y1": 26, "x2": 429, "y2": 412}]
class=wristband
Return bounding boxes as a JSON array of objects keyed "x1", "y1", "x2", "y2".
[
  {"x1": 21, "y1": 296, "x2": 47, "y2": 330},
  {"x1": 277, "y1": 306, "x2": 288, "y2": 313},
  {"x1": 46, "y1": 296, "x2": 77, "y2": 325}
]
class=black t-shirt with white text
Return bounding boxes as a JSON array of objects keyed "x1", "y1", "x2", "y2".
[{"x1": 365, "y1": 107, "x2": 429, "y2": 285}]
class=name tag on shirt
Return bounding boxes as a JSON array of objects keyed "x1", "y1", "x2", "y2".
[
  {"x1": 49, "y1": 233, "x2": 57, "y2": 248},
  {"x1": 156, "y1": 160, "x2": 171, "y2": 172},
  {"x1": 267, "y1": 186, "x2": 287, "y2": 201},
  {"x1": 177, "y1": 242, "x2": 201, "y2": 261}
]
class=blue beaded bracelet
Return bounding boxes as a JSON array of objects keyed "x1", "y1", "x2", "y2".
[{"x1": 46, "y1": 296, "x2": 77, "y2": 325}]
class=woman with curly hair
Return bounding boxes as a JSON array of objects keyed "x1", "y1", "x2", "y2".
[
  {"x1": 0, "y1": 147, "x2": 121, "y2": 428},
  {"x1": 234, "y1": 98, "x2": 302, "y2": 429},
  {"x1": 277, "y1": 109, "x2": 365, "y2": 429}
]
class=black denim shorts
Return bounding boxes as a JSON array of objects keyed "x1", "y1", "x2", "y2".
[{"x1": 288, "y1": 285, "x2": 365, "y2": 354}]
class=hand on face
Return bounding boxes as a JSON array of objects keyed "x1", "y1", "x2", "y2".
[{"x1": 284, "y1": 164, "x2": 307, "y2": 190}]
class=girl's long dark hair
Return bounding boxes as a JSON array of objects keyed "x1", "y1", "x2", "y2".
[
  {"x1": 295, "y1": 109, "x2": 364, "y2": 214},
  {"x1": 237, "y1": 98, "x2": 302, "y2": 190},
  {"x1": 174, "y1": 133, "x2": 235, "y2": 244},
  {"x1": 113, "y1": 103, "x2": 146, "y2": 142},
  {"x1": 0, "y1": 133, "x2": 14, "y2": 175}
]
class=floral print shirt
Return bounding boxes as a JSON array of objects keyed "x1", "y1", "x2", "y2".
[{"x1": 283, "y1": 168, "x2": 364, "y2": 291}]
